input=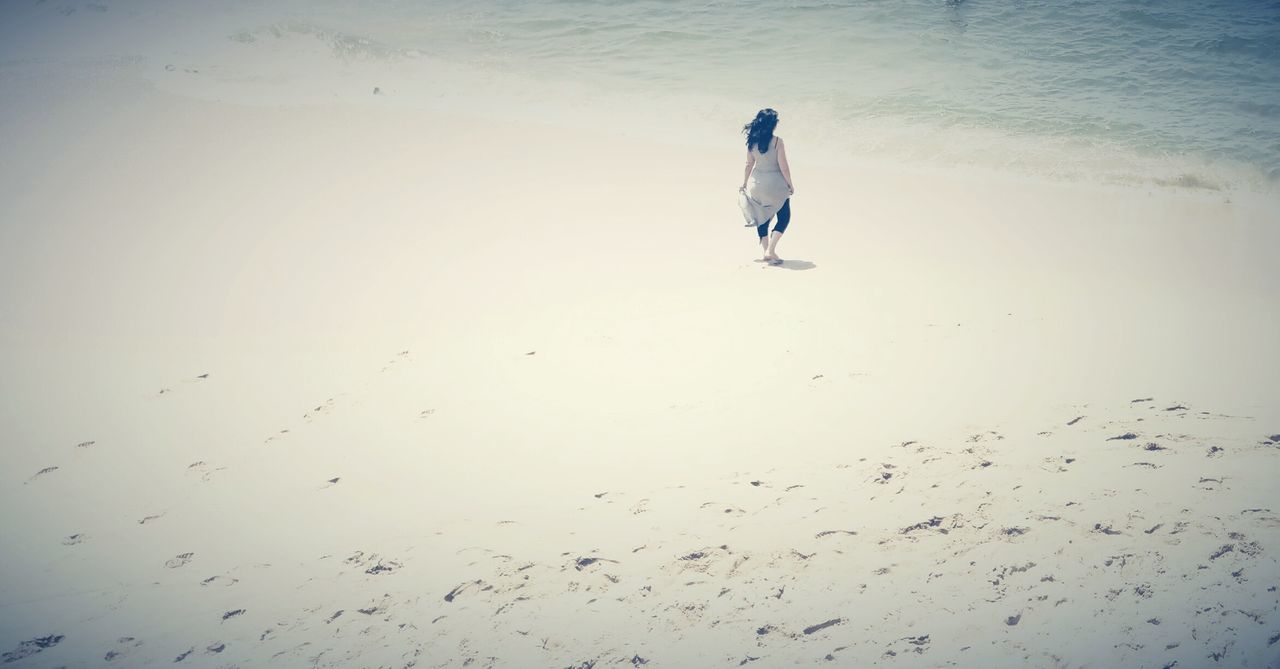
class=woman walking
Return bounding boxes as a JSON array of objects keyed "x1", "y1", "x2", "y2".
[{"x1": 738, "y1": 108, "x2": 795, "y2": 265}]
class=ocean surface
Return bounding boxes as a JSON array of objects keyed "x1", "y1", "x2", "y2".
[
  {"x1": 301, "y1": 0, "x2": 1280, "y2": 192},
  {"x1": 4, "y1": 0, "x2": 1280, "y2": 192}
]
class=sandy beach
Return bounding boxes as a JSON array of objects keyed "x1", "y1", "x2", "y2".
[{"x1": 2, "y1": 3, "x2": 1280, "y2": 667}]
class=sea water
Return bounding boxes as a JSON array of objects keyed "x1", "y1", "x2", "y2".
[
  {"x1": 292, "y1": 0, "x2": 1280, "y2": 192},
  {"x1": 3, "y1": 0, "x2": 1278, "y2": 192}
]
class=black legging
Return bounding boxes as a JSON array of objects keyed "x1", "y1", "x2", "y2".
[{"x1": 757, "y1": 198, "x2": 791, "y2": 238}]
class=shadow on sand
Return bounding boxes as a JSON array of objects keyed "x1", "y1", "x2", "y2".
[{"x1": 763, "y1": 259, "x2": 816, "y2": 271}]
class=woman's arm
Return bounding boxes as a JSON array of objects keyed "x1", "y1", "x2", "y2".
[
  {"x1": 741, "y1": 150, "x2": 756, "y2": 189},
  {"x1": 777, "y1": 137, "x2": 794, "y2": 194}
]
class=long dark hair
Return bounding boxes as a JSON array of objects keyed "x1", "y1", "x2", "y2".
[{"x1": 742, "y1": 108, "x2": 779, "y2": 153}]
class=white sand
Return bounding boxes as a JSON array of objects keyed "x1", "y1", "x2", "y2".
[{"x1": 2, "y1": 3, "x2": 1279, "y2": 668}]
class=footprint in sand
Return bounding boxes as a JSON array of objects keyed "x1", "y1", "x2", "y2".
[
  {"x1": 573, "y1": 556, "x2": 620, "y2": 571},
  {"x1": 1, "y1": 635, "x2": 65, "y2": 664},
  {"x1": 302, "y1": 397, "x2": 337, "y2": 420},
  {"x1": 379, "y1": 350, "x2": 412, "y2": 372},
  {"x1": 900, "y1": 516, "x2": 952, "y2": 536},
  {"x1": 263, "y1": 428, "x2": 290, "y2": 444},
  {"x1": 882, "y1": 634, "x2": 931, "y2": 657},
  {"x1": 103, "y1": 637, "x2": 142, "y2": 662},
  {"x1": 366, "y1": 562, "x2": 399, "y2": 575},
  {"x1": 155, "y1": 373, "x2": 210, "y2": 398},
  {"x1": 344, "y1": 550, "x2": 402, "y2": 575},
  {"x1": 802, "y1": 618, "x2": 843, "y2": 636},
  {"x1": 201, "y1": 575, "x2": 239, "y2": 587},
  {"x1": 186, "y1": 461, "x2": 226, "y2": 482},
  {"x1": 444, "y1": 579, "x2": 488, "y2": 602},
  {"x1": 355, "y1": 594, "x2": 393, "y2": 616},
  {"x1": 24, "y1": 466, "x2": 58, "y2": 484},
  {"x1": 165, "y1": 552, "x2": 194, "y2": 568},
  {"x1": 1040, "y1": 456, "x2": 1073, "y2": 473}
]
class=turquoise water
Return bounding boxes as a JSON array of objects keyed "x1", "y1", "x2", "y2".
[
  {"x1": 301, "y1": 0, "x2": 1280, "y2": 190},
  {"x1": 3, "y1": 0, "x2": 1277, "y2": 190}
]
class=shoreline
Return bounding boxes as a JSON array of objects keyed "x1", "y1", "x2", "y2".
[{"x1": 6, "y1": 9, "x2": 1278, "y2": 199}]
